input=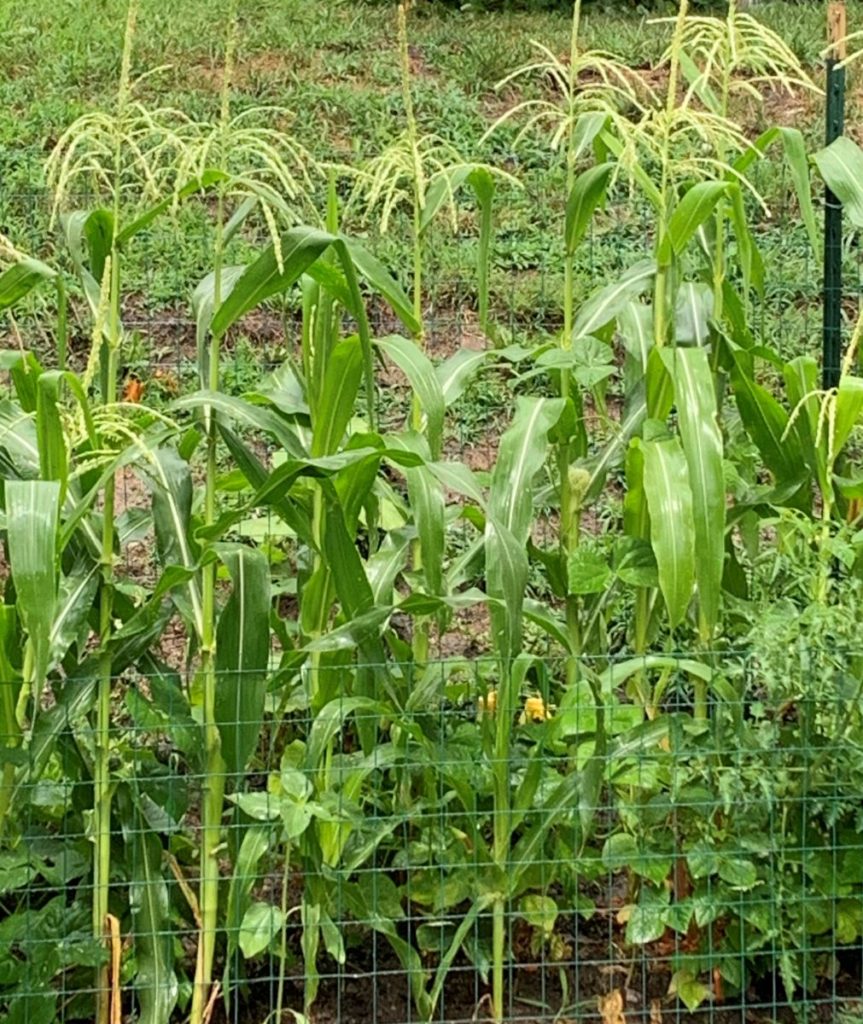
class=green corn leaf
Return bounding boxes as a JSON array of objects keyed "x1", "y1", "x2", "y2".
[
  {"x1": 486, "y1": 517, "x2": 529, "y2": 660},
  {"x1": 81, "y1": 208, "x2": 114, "y2": 283},
  {"x1": 0, "y1": 350, "x2": 43, "y2": 414},
  {"x1": 311, "y1": 336, "x2": 363, "y2": 457},
  {"x1": 783, "y1": 355, "x2": 819, "y2": 467},
  {"x1": 488, "y1": 397, "x2": 565, "y2": 542},
  {"x1": 142, "y1": 447, "x2": 204, "y2": 639},
  {"x1": 0, "y1": 258, "x2": 56, "y2": 313},
  {"x1": 192, "y1": 266, "x2": 246, "y2": 389},
  {"x1": 0, "y1": 607, "x2": 21, "y2": 789},
  {"x1": 50, "y1": 559, "x2": 100, "y2": 670},
  {"x1": 377, "y1": 335, "x2": 445, "y2": 459},
  {"x1": 730, "y1": 353, "x2": 803, "y2": 486},
  {"x1": 211, "y1": 226, "x2": 334, "y2": 338},
  {"x1": 172, "y1": 391, "x2": 306, "y2": 459},
  {"x1": 727, "y1": 184, "x2": 764, "y2": 298},
  {"x1": 367, "y1": 529, "x2": 412, "y2": 604},
  {"x1": 598, "y1": 656, "x2": 713, "y2": 697},
  {"x1": 584, "y1": 391, "x2": 648, "y2": 503},
  {"x1": 661, "y1": 348, "x2": 724, "y2": 638},
  {"x1": 385, "y1": 432, "x2": 446, "y2": 598},
  {"x1": 486, "y1": 397, "x2": 563, "y2": 658},
  {"x1": 427, "y1": 460, "x2": 486, "y2": 508},
  {"x1": 6, "y1": 481, "x2": 59, "y2": 698},
  {"x1": 814, "y1": 135, "x2": 863, "y2": 228},
  {"x1": 35, "y1": 371, "x2": 69, "y2": 499},
  {"x1": 468, "y1": 166, "x2": 496, "y2": 335},
  {"x1": 129, "y1": 819, "x2": 178, "y2": 1024},
  {"x1": 571, "y1": 261, "x2": 655, "y2": 343},
  {"x1": 304, "y1": 696, "x2": 390, "y2": 772},
  {"x1": 775, "y1": 127, "x2": 819, "y2": 255},
  {"x1": 435, "y1": 348, "x2": 489, "y2": 407},
  {"x1": 338, "y1": 236, "x2": 420, "y2": 336},
  {"x1": 218, "y1": 425, "x2": 314, "y2": 546},
  {"x1": 618, "y1": 301, "x2": 653, "y2": 374},
  {"x1": 640, "y1": 435, "x2": 695, "y2": 629},
  {"x1": 225, "y1": 827, "x2": 270, "y2": 963},
  {"x1": 565, "y1": 162, "x2": 614, "y2": 256},
  {"x1": 420, "y1": 164, "x2": 477, "y2": 234},
  {"x1": 406, "y1": 463, "x2": 446, "y2": 598},
  {"x1": 523, "y1": 599, "x2": 572, "y2": 653},
  {"x1": 321, "y1": 497, "x2": 392, "y2": 695},
  {"x1": 834, "y1": 376, "x2": 863, "y2": 455},
  {"x1": 117, "y1": 169, "x2": 228, "y2": 245},
  {"x1": 658, "y1": 181, "x2": 729, "y2": 265},
  {"x1": 214, "y1": 545, "x2": 272, "y2": 777},
  {"x1": 674, "y1": 283, "x2": 713, "y2": 347}
]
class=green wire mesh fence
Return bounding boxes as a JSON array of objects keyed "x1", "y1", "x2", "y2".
[{"x1": 4, "y1": 651, "x2": 863, "y2": 1024}]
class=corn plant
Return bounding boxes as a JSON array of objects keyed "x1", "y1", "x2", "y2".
[{"x1": 358, "y1": 0, "x2": 516, "y2": 345}]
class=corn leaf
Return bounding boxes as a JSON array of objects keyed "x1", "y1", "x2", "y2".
[
  {"x1": 658, "y1": 181, "x2": 729, "y2": 264},
  {"x1": 210, "y1": 226, "x2": 333, "y2": 338},
  {"x1": 50, "y1": 559, "x2": 100, "y2": 671},
  {"x1": 435, "y1": 348, "x2": 489, "y2": 407},
  {"x1": 0, "y1": 258, "x2": 56, "y2": 313},
  {"x1": 662, "y1": 348, "x2": 724, "y2": 637},
  {"x1": 730, "y1": 354, "x2": 803, "y2": 486},
  {"x1": 377, "y1": 335, "x2": 445, "y2": 459},
  {"x1": 486, "y1": 397, "x2": 564, "y2": 657},
  {"x1": 337, "y1": 236, "x2": 420, "y2": 336},
  {"x1": 814, "y1": 135, "x2": 863, "y2": 228},
  {"x1": 571, "y1": 261, "x2": 655, "y2": 343},
  {"x1": 311, "y1": 336, "x2": 363, "y2": 457},
  {"x1": 6, "y1": 480, "x2": 59, "y2": 697},
  {"x1": 640, "y1": 435, "x2": 695, "y2": 629},
  {"x1": 35, "y1": 371, "x2": 69, "y2": 499},
  {"x1": 214, "y1": 545, "x2": 272, "y2": 777},
  {"x1": 565, "y1": 162, "x2": 614, "y2": 256},
  {"x1": 130, "y1": 820, "x2": 178, "y2": 1024}
]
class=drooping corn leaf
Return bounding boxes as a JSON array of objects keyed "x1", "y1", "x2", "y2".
[
  {"x1": 377, "y1": 335, "x2": 445, "y2": 459},
  {"x1": 436, "y1": 348, "x2": 489, "y2": 407},
  {"x1": 0, "y1": 257, "x2": 56, "y2": 313},
  {"x1": 50, "y1": 559, "x2": 100, "y2": 671},
  {"x1": 814, "y1": 135, "x2": 863, "y2": 228},
  {"x1": 210, "y1": 226, "x2": 334, "y2": 338},
  {"x1": 565, "y1": 162, "x2": 614, "y2": 256},
  {"x1": 730, "y1": 353, "x2": 803, "y2": 487},
  {"x1": 337, "y1": 235, "x2": 420, "y2": 336}
]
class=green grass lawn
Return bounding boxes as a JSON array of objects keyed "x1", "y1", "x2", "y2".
[{"x1": 0, "y1": 0, "x2": 859, "y2": 361}]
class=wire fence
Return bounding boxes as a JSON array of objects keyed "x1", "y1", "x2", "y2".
[{"x1": 3, "y1": 650, "x2": 863, "y2": 1023}]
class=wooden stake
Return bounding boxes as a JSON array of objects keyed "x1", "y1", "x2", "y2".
[{"x1": 828, "y1": 2, "x2": 847, "y2": 62}]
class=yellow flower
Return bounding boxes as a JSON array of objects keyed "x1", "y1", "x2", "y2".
[
  {"x1": 519, "y1": 695, "x2": 551, "y2": 725},
  {"x1": 477, "y1": 689, "x2": 497, "y2": 720}
]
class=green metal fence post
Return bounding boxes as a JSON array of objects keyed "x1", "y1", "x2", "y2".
[{"x1": 823, "y1": 1, "x2": 846, "y2": 390}]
